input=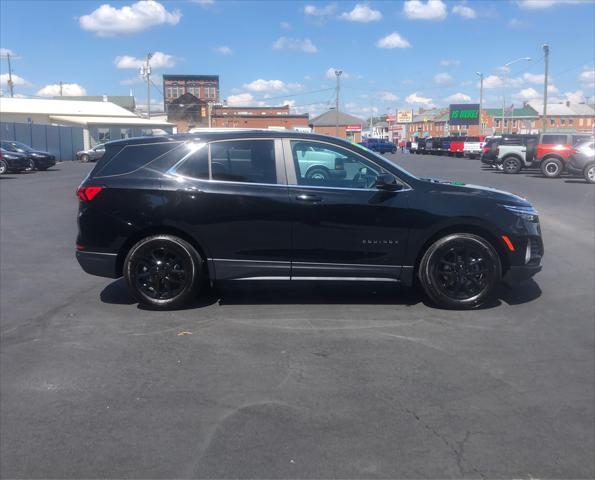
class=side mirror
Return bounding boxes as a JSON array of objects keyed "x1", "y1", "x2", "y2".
[{"x1": 375, "y1": 173, "x2": 402, "y2": 191}]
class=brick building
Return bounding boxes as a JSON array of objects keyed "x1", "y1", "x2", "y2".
[
  {"x1": 211, "y1": 105, "x2": 309, "y2": 130},
  {"x1": 163, "y1": 74, "x2": 219, "y2": 131},
  {"x1": 309, "y1": 109, "x2": 365, "y2": 142}
]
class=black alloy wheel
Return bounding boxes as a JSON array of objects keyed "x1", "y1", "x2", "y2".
[
  {"x1": 25, "y1": 158, "x2": 36, "y2": 172},
  {"x1": 124, "y1": 235, "x2": 203, "y2": 309},
  {"x1": 541, "y1": 158, "x2": 563, "y2": 178},
  {"x1": 502, "y1": 157, "x2": 522, "y2": 174},
  {"x1": 419, "y1": 233, "x2": 501, "y2": 309}
]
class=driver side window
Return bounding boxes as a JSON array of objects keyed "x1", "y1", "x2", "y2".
[{"x1": 290, "y1": 140, "x2": 384, "y2": 189}]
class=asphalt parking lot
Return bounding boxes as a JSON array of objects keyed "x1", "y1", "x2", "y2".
[{"x1": 1, "y1": 154, "x2": 593, "y2": 479}]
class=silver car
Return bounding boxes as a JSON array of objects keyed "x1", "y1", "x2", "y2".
[{"x1": 76, "y1": 144, "x2": 106, "y2": 163}]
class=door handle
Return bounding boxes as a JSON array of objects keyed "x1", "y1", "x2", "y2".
[{"x1": 296, "y1": 194, "x2": 322, "y2": 203}]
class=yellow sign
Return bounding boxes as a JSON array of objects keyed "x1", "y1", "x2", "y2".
[{"x1": 397, "y1": 109, "x2": 413, "y2": 123}]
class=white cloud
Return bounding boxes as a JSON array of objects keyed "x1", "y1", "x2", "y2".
[
  {"x1": 0, "y1": 48, "x2": 18, "y2": 57},
  {"x1": 579, "y1": 68, "x2": 595, "y2": 87},
  {"x1": 433, "y1": 72, "x2": 452, "y2": 84},
  {"x1": 483, "y1": 75, "x2": 504, "y2": 89},
  {"x1": 280, "y1": 21, "x2": 291, "y2": 29},
  {"x1": 304, "y1": 3, "x2": 337, "y2": 16},
  {"x1": 114, "y1": 51, "x2": 176, "y2": 69},
  {"x1": 405, "y1": 92, "x2": 433, "y2": 105},
  {"x1": 403, "y1": 0, "x2": 447, "y2": 20},
  {"x1": 79, "y1": 0, "x2": 181, "y2": 36},
  {"x1": 379, "y1": 91, "x2": 399, "y2": 101},
  {"x1": 226, "y1": 93, "x2": 254, "y2": 106},
  {"x1": 376, "y1": 32, "x2": 411, "y2": 49},
  {"x1": 517, "y1": 0, "x2": 585, "y2": 9},
  {"x1": 522, "y1": 72, "x2": 546, "y2": 84},
  {"x1": 0, "y1": 73, "x2": 31, "y2": 87},
  {"x1": 272, "y1": 37, "x2": 318, "y2": 53},
  {"x1": 564, "y1": 90, "x2": 586, "y2": 103},
  {"x1": 242, "y1": 79, "x2": 303, "y2": 93},
  {"x1": 440, "y1": 59, "x2": 461, "y2": 67},
  {"x1": 36, "y1": 83, "x2": 87, "y2": 97},
  {"x1": 515, "y1": 87, "x2": 541, "y2": 100},
  {"x1": 452, "y1": 4, "x2": 476, "y2": 18},
  {"x1": 340, "y1": 4, "x2": 382, "y2": 22},
  {"x1": 445, "y1": 92, "x2": 472, "y2": 102},
  {"x1": 213, "y1": 46, "x2": 232, "y2": 55}
]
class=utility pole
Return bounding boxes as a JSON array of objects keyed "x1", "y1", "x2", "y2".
[
  {"x1": 6, "y1": 52, "x2": 14, "y2": 98},
  {"x1": 139, "y1": 52, "x2": 153, "y2": 119},
  {"x1": 476, "y1": 72, "x2": 484, "y2": 135},
  {"x1": 207, "y1": 101, "x2": 213, "y2": 128},
  {"x1": 335, "y1": 69, "x2": 342, "y2": 137},
  {"x1": 59, "y1": 81, "x2": 63, "y2": 97},
  {"x1": 542, "y1": 44, "x2": 550, "y2": 133}
]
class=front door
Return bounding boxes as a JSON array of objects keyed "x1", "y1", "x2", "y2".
[{"x1": 284, "y1": 139, "x2": 411, "y2": 281}]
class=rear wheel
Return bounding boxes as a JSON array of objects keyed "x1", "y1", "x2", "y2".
[
  {"x1": 80, "y1": 154, "x2": 90, "y2": 163},
  {"x1": 541, "y1": 158, "x2": 563, "y2": 178},
  {"x1": 418, "y1": 233, "x2": 501, "y2": 309},
  {"x1": 305, "y1": 166, "x2": 330, "y2": 181},
  {"x1": 502, "y1": 156, "x2": 522, "y2": 174},
  {"x1": 124, "y1": 235, "x2": 203, "y2": 309},
  {"x1": 584, "y1": 163, "x2": 595, "y2": 184}
]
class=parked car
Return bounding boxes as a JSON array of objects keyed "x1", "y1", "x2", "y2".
[
  {"x1": 360, "y1": 137, "x2": 396, "y2": 154},
  {"x1": 292, "y1": 141, "x2": 347, "y2": 181},
  {"x1": 407, "y1": 140, "x2": 417, "y2": 154},
  {"x1": 493, "y1": 134, "x2": 539, "y2": 174},
  {"x1": 0, "y1": 149, "x2": 31, "y2": 174},
  {"x1": 425, "y1": 138, "x2": 436, "y2": 154},
  {"x1": 416, "y1": 138, "x2": 428, "y2": 154},
  {"x1": 76, "y1": 131, "x2": 543, "y2": 310},
  {"x1": 76, "y1": 144, "x2": 106, "y2": 163},
  {"x1": 439, "y1": 137, "x2": 452, "y2": 155},
  {"x1": 449, "y1": 137, "x2": 465, "y2": 157},
  {"x1": 565, "y1": 139, "x2": 595, "y2": 183},
  {"x1": 463, "y1": 136, "x2": 486, "y2": 159},
  {"x1": 536, "y1": 133, "x2": 593, "y2": 178},
  {"x1": 0, "y1": 140, "x2": 56, "y2": 171}
]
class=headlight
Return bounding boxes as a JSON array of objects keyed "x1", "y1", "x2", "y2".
[{"x1": 500, "y1": 204, "x2": 539, "y2": 222}]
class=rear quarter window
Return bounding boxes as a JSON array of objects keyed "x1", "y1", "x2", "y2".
[
  {"x1": 94, "y1": 142, "x2": 180, "y2": 177},
  {"x1": 541, "y1": 135, "x2": 567, "y2": 145}
]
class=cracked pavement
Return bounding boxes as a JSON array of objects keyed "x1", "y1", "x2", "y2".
[{"x1": 1, "y1": 156, "x2": 593, "y2": 478}]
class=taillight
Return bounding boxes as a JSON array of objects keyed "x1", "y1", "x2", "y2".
[
  {"x1": 77, "y1": 186, "x2": 104, "y2": 202},
  {"x1": 482, "y1": 146, "x2": 490, "y2": 153}
]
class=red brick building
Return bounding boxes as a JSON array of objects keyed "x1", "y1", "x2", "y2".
[
  {"x1": 163, "y1": 75, "x2": 220, "y2": 131},
  {"x1": 211, "y1": 105, "x2": 309, "y2": 130}
]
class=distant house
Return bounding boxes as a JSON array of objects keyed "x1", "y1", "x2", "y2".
[
  {"x1": 309, "y1": 109, "x2": 365, "y2": 142},
  {"x1": 211, "y1": 105, "x2": 309, "y2": 130}
]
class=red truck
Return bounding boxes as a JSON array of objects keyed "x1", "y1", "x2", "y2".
[{"x1": 537, "y1": 132, "x2": 593, "y2": 178}]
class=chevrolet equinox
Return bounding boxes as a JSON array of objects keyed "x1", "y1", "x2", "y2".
[{"x1": 76, "y1": 131, "x2": 543, "y2": 310}]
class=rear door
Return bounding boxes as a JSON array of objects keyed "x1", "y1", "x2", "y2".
[
  {"x1": 283, "y1": 138, "x2": 411, "y2": 281},
  {"x1": 168, "y1": 138, "x2": 292, "y2": 280}
]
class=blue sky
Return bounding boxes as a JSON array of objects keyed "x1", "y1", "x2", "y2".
[{"x1": 1, "y1": 0, "x2": 594, "y2": 118}]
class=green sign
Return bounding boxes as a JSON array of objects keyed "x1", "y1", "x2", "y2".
[{"x1": 449, "y1": 103, "x2": 480, "y2": 126}]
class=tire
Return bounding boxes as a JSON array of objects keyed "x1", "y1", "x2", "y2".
[
  {"x1": 584, "y1": 163, "x2": 595, "y2": 184},
  {"x1": 0, "y1": 159, "x2": 7, "y2": 175},
  {"x1": 391, "y1": 149, "x2": 396, "y2": 154},
  {"x1": 124, "y1": 234, "x2": 203, "y2": 309},
  {"x1": 25, "y1": 158, "x2": 36, "y2": 172},
  {"x1": 80, "y1": 154, "x2": 90, "y2": 163},
  {"x1": 418, "y1": 233, "x2": 501, "y2": 309},
  {"x1": 541, "y1": 157, "x2": 563, "y2": 178},
  {"x1": 305, "y1": 166, "x2": 330, "y2": 181},
  {"x1": 502, "y1": 156, "x2": 522, "y2": 174}
]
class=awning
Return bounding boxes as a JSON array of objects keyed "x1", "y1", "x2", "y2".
[{"x1": 49, "y1": 115, "x2": 173, "y2": 127}]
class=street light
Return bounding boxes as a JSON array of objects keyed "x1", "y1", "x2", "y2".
[
  {"x1": 476, "y1": 72, "x2": 484, "y2": 135},
  {"x1": 335, "y1": 69, "x2": 343, "y2": 137},
  {"x1": 501, "y1": 56, "x2": 531, "y2": 133}
]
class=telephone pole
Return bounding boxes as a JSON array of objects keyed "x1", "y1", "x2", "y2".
[
  {"x1": 3, "y1": 52, "x2": 15, "y2": 98},
  {"x1": 476, "y1": 72, "x2": 484, "y2": 135},
  {"x1": 139, "y1": 52, "x2": 154, "y2": 119},
  {"x1": 335, "y1": 69, "x2": 342, "y2": 137},
  {"x1": 542, "y1": 44, "x2": 550, "y2": 133},
  {"x1": 59, "y1": 81, "x2": 63, "y2": 97}
]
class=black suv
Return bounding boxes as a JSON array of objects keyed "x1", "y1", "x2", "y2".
[{"x1": 76, "y1": 132, "x2": 543, "y2": 310}]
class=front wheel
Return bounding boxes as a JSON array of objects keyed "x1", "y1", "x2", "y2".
[
  {"x1": 80, "y1": 154, "x2": 90, "y2": 163},
  {"x1": 541, "y1": 158, "x2": 563, "y2": 178},
  {"x1": 502, "y1": 157, "x2": 522, "y2": 174},
  {"x1": 305, "y1": 167, "x2": 330, "y2": 181},
  {"x1": 124, "y1": 235, "x2": 203, "y2": 309},
  {"x1": 0, "y1": 159, "x2": 7, "y2": 175},
  {"x1": 25, "y1": 158, "x2": 36, "y2": 172},
  {"x1": 584, "y1": 163, "x2": 595, "y2": 184},
  {"x1": 418, "y1": 233, "x2": 501, "y2": 309}
]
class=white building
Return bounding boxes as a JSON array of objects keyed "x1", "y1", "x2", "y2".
[{"x1": 0, "y1": 97, "x2": 174, "y2": 149}]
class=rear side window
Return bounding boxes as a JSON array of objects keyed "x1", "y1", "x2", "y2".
[
  {"x1": 572, "y1": 135, "x2": 590, "y2": 145},
  {"x1": 95, "y1": 142, "x2": 179, "y2": 177},
  {"x1": 172, "y1": 144, "x2": 209, "y2": 179},
  {"x1": 541, "y1": 134, "x2": 567, "y2": 145},
  {"x1": 210, "y1": 140, "x2": 276, "y2": 184}
]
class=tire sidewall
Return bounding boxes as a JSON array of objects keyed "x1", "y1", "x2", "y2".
[
  {"x1": 80, "y1": 154, "x2": 90, "y2": 163},
  {"x1": 541, "y1": 158, "x2": 562, "y2": 178},
  {"x1": 419, "y1": 233, "x2": 501, "y2": 309},
  {"x1": 0, "y1": 160, "x2": 7, "y2": 175},
  {"x1": 124, "y1": 235, "x2": 202, "y2": 309},
  {"x1": 503, "y1": 157, "x2": 521, "y2": 174},
  {"x1": 584, "y1": 163, "x2": 595, "y2": 184},
  {"x1": 305, "y1": 167, "x2": 330, "y2": 180}
]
